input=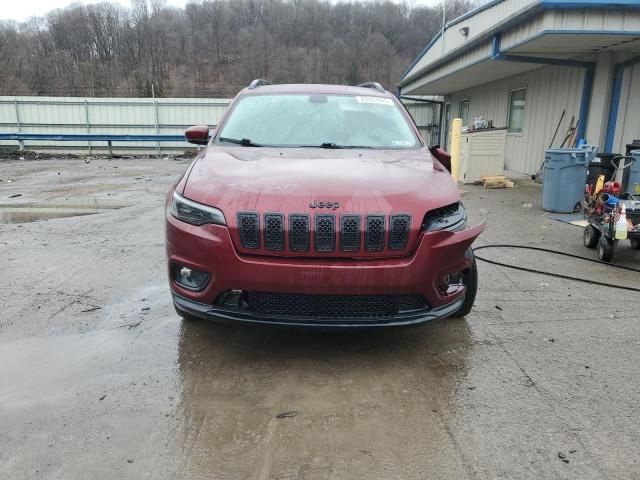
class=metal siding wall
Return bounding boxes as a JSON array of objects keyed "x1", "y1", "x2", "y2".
[
  {"x1": 406, "y1": 0, "x2": 537, "y2": 79},
  {"x1": 614, "y1": 63, "x2": 640, "y2": 154},
  {"x1": 447, "y1": 64, "x2": 584, "y2": 175},
  {"x1": 503, "y1": 9, "x2": 640, "y2": 49},
  {"x1": 445, "y1": 0, "x2": 536, "y2": 51},
  {"x1": 413, "y1": 41, "x2": 493, "y2": 91},
  {"x1": 0, "y1": 96, "x2": 231, "y2": 154},
  {"x1": 554, "y1": 9, "x2": 640, "y2": 31},
  {"x1": 501, "y1": 11, "x2": 551, "y2": 49},
  {"x1": 404, "y1": 101, "x2": 441, "y2": 145}
]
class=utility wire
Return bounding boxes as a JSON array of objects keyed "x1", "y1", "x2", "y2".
[{"x1": 473, "y1": 244, "x2": 640, "y2": 293}]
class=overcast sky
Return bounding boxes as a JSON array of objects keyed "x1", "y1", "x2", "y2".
[{"x1": 1, "y1": 0, "x2": 443, "y2": 22}]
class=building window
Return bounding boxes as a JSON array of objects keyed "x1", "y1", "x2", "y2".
[
  {"x1": 459, "y1": 99, "x2": 470, "y2": 126},
  {"x1": 508, "y1": 88, "x2": 526, "y2": 133}
]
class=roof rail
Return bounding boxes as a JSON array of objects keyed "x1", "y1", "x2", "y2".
[
  {"x1": 356, "y1": 82, "x2": 385, "y2": 93},
  {"x1": 248, "y1": 79, "x2": 272, "y2": 89}
]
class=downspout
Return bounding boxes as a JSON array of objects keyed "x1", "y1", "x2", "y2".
[
  {"x1": 491, "y1": 34, "x2": 594, "y2": 143},
  {"x1": 604, "y1": 54, "x2": 640, "y2": 153}
]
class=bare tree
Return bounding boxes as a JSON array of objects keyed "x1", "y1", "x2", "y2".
[{"x1": 0, "y1": 0, "x2": 481, "y2": 97}]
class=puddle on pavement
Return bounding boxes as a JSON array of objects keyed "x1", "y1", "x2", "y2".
[{"x1": 0, "y1": 199, "x2": 128, "y2": 224}]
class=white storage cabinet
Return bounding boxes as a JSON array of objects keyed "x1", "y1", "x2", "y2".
[{"x1": 458, "y1": 129, "x2": 507, "y2": 184}]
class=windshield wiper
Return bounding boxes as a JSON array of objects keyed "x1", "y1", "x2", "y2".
[
  {"x1": 319, "y1": 142, "x2": 373, "y2": 149},
  {"x1": 218, "y1": 137, "x2": 263, "y2": 147}
]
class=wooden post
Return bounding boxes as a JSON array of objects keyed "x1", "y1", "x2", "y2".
[{"x1": 450, "y1": 118, "x2": 462, "y2": 182}]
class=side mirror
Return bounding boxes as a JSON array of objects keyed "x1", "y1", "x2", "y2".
[
  {"x1": 429, "y1": 144, "x2": 452, "y2": 172},
  {"x1": 185, "y1": 125, "x2": 210, "y2": 145}
]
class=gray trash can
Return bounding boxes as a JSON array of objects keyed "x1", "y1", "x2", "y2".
[
  {"x1": 630, "y1": 150, "x2": 640, "y2": 196},
  {"x1": 542, "y1": 145, "x2": 597, "y2": 213}
]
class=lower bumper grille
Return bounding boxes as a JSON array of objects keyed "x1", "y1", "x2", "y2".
[{"x1": 245, "y1": 292, "x2": 429, "y2": 319}]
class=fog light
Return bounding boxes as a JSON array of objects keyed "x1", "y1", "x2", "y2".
[{"x1": 173, "y1": 264, "x2": 209, "y2": 291}]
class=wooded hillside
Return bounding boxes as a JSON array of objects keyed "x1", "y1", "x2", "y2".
[{"x1": 0, "y1": 0, "x2": 479, "y2": 97}]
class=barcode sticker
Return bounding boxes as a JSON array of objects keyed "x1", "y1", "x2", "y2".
[{"x1": 356, "y1": 96, "x2": 394, "y2": 106}]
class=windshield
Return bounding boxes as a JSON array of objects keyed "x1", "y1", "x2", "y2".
[{"x1": 216, "y1": 93, "x2": 421, "y2": 149}]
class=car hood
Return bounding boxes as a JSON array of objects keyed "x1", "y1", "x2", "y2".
[
  {"x1": 183, "y1": 147, "x2": 458, "y2": 210},
  {"x1": 182, "y1": 147, "x2": 460, "y2": 257}
]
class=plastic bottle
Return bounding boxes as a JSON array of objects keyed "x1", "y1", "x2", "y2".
[{"x1": 615, "y1": 204, "x2": 628, "y2": 240}]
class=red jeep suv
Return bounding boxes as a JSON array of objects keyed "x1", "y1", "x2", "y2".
[{"x1": 166, "y1": 80, "x2": 484, "y2": 327}]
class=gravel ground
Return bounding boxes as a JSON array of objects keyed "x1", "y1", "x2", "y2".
[{"x1": 0, "y1": 157, "x2": 638, "y2": 480}]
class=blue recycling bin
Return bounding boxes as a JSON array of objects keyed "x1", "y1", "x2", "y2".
[
  {"x1": 542, "y1": 145, "x2": 597, "y2": 213},
  {"x1": 630, "y1": 150, "x2": 640, "y2": 196}
]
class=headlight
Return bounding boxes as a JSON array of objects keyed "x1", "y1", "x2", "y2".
[
  {"x1": 171, "y1": 191, "x2": 226, "y2": 226},
  {"x1": 422, "y1": 202, "x2": 467, "y2": 232}
]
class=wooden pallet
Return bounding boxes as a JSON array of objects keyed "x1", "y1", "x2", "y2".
[{"x1": 482, "y1": 175, "x2": 514, "y2": 189}]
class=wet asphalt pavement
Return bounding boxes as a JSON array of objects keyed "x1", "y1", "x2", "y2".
[{"x1": 1, "y1": 158, "x2": 639, "y2": 479}]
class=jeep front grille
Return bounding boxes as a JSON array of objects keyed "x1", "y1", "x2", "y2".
[
  {"x1": 339, "y1": 215, "x2": 361, "y2": 251},
  {"x1": 315, "y1": 215, "x2": 336, "y2": 252},
  {"x1": 389, "y1": 214, "x2": 411, "y2": 250},
  {"x1": 237, "y1": 212, "x2": 412, "y2": 254},
  {"x1": 289, "y1": 215, "x2": 310, "y2": 252},
  {"x1": 365, "y1": 215, "x2": 385, "y2": 251},
  {"x1": 264, "y1": 213, "x2": 284, "y2": 250},
  {"x1": 237, "y1": 212, "x2": 260, "y2": 249}
]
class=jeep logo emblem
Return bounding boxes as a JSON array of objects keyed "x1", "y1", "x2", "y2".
[{"x1": 309, "y1": 200, "x2": 340, "y2": 209}]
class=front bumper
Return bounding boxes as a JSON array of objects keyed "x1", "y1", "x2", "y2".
[
  {"x1": 173, "y1": 292, "x2": 465, "y2": 328},
  {"x1": 166, "y1": 208, "x2": 485, "y2": 327}
]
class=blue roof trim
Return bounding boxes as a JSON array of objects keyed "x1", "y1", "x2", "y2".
[
  {"x1": 445, "y1": 0, "x2": 507, "y2": 28},
  {"x1": 447, "y1": 0, "x2": 640, "y2": 29},
  {"x1": 504, "y1": 29, "x2": 640, "y2": 52},
  {"x1": 540, "y1": 0, "x2": 640, "y2": 7},
  {"x1": 400, "y1": 29, "x2": 443, "y2": 81},
  {"x1": 400, "y1": 54, "x2": 494, "y2": 95},
  {"x1": 401, "y1": 0, "x2": 640, "y2": 84}
]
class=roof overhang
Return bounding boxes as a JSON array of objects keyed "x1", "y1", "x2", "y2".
[
  {"x1": 401, "y1": 57, "x2": 535, "y2": 96},
  {"x1": 399, "y1": 0, "x2": 640, "y2": 96},
  {"x1": 401, "y1": 32, "x2": 640, "y2": 96}
]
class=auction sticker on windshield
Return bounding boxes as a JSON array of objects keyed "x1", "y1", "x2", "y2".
[{"x1": 356, "y1": 96, "x2": 394, "y2": 106}]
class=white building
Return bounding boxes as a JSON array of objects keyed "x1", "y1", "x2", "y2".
[{"x1": 398, "y1": 0, "x2": 640, "y2": 175}]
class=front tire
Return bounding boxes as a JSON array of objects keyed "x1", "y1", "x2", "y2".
[
  {"x1": 630, "y1": 238, "x2": 640, "y2": 250},
  {"x1": 583, "y1": 225, "x2": 600, "y2": 249},
  {"x1": 597, "y1": 236, "x2": 615, "y2": 262},
  {"x1": 452, "y1": 248, "x2": 478, "y2": 318}
]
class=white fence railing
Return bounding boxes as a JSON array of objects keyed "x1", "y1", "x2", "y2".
[
  {"x1": 0, "y1": 96, "x2": 231, "y2": 154},
  {"x1": 0, "y1": 96, "x2": 440, "y2": 154}
]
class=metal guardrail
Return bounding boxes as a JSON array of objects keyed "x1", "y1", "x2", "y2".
[
  {"x1": 0, "y1": 133, "x2": 189, "y2": 155},
  {"x1": 0, "y1": 95, "x2": 440, "y2": 154},
  {"x1": 0, "y1": 96, "x2": 230, "y2": 155}
]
